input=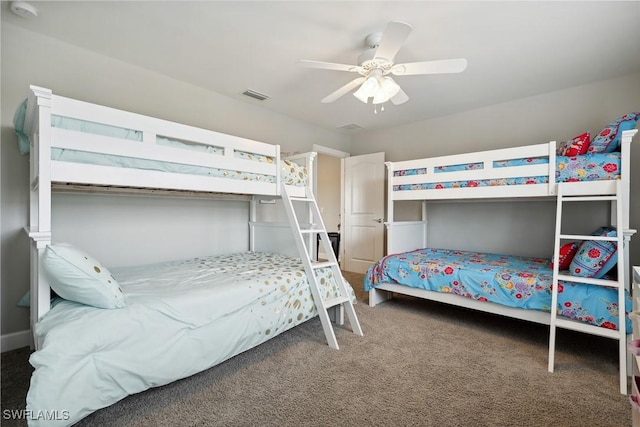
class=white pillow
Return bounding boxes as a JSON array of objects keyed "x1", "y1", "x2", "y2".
[{"x1": 42, "y1": 243, "x2": 125, "y2": 309}]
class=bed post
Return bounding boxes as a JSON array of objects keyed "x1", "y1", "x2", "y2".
[
  {"x1": 24, "y1": 86, "x2": 53, "y2": 350},
  {"x1": 548, "y1": 140, "x2": 557, "y2": 196},
  {"x1": 618, "y1": 129, "x2": 636, "y2": 231},
  {"x1": 617, "y1": 129, "x2": 636, "y2": 293},
  {"x1": 619, "y1": 130, "x2": 637, "y2": 376},
  {"x1": 385, "y1": 162, "x2": 394, "y2": 254}
]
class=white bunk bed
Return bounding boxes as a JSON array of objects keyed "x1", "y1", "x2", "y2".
[
  {"x1": 366, "y1": 121, "x2": 638, "y2": 394},
  {"x1": 18, "y1": 85, "x2": 356, "y2": 426}
]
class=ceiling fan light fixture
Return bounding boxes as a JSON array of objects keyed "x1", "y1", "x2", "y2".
[
  {"x1": 355, "y1": 72, "x2": 399, "y2": 104},
  {"x1": 353, "y1": 76, "x2": 377, "y2": 103},
  {"x1": 353, "y1": 88, "x2": 370, "y2": 104},
  {"x1": 363, "y1": 76, "x2": 380, "y2": 94},
  {"x1": 372, "y1": 77, "x2": 400, "y2": 104}
]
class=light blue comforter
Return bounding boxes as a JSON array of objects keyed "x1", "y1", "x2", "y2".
[{"x1": 27, "y1": 252, "x2": 351, "y2": 426}]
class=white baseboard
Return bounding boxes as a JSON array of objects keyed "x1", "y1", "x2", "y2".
[{"x1": 1, "y1": 329, "x2": 31, "y2": 352}]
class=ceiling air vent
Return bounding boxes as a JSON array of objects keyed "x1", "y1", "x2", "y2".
[
  {"x1": 337, "y1": 123, "x2": 363, "y2": 131},
  {"x1": 241, "y1": 89, "x2": 270, "y2": 101}
]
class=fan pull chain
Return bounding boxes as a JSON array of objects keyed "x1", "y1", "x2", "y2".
[{"x1": 373, "y1": 103, "x2": 386, "y2": 114}]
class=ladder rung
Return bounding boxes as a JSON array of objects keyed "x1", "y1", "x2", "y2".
[
  {"x1": 553, "y1": 317, "x2": 624, "y2": 339},
  {"x1": 558, "y1": 234, "x2": 619, "y2": 242},
  {"x1": 300, "y1": 228, "x2": 323, "y2": 234},
  {"x1": 560, "y1": 195, "x2": 617, "y2": 202},
  {"x1": 323, "y1": 296, "x2": 350, "y2": 309},
  {"x1": 290, "y1": 197, "x2": 314, "y2": 202},
  {"x1": 557, "y1": 274, "x2": 620, "y2": 288},
  {"x1": 311, "y1": 261, "x2": 338, "y2": 269}
]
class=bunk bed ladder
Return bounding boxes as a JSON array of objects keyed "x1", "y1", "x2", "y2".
[
  {"x1": 280, "y1": 184, "x2": 363, "y2": 349},
  {"x1": 548, "y1": 180, "x2": 627, "y2": 394}
]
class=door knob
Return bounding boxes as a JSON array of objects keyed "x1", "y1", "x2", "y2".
[{"x1": 373, "y1": 218, "x2": 383, "y2": 223}]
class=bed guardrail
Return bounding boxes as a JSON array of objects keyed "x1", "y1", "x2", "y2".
[{"x1": 387, "y1": 141, "x2": 557, "y2": 201}]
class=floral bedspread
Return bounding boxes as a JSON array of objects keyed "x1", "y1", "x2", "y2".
[
  {"x1": 393, "y1": 153, "x2": 621, "y2": 191},
  {"x1": 364, "y1": 248, "x2": 631, "y2": 331}
]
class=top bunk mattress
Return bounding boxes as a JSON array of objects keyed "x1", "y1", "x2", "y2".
[
  {"x1": 387, "y1": 115, "x2": 638, "y2": 200},
  {"x1": 14, "y1": 98, "x2": 308, "y2": 188},
  {"x1": 392, "y1": 152, "x2": 621, "y2": 191}
]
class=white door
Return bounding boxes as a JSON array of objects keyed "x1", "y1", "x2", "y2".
[{"x1": 342, "y1": 152, "x2": 385, "y2": 274}]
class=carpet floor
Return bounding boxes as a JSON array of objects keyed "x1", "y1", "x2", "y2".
[{"x1": 1, "y1": 271, "x2": 631, "y2": 426}]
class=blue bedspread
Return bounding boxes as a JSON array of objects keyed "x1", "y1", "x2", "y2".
[{"x1": 364, "y1": 248, "x2": 630, "y2": 331}]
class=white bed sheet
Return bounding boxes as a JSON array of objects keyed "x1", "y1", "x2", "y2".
[{"x1": 27, "y1": 251, "x2": 353, "y2": 426}]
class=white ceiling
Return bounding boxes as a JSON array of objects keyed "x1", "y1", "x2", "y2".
[{"x1": 4, "y1": 1, "x2": 640, "y2": 133}]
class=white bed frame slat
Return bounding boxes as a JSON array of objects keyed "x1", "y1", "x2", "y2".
[
  {"x1": 52, "y1": 94, "x2": 277, "y2": 157},
  {"x1": 391, "y1": 183, "x2": 553, "y2": 201},
  {"x1": 52, "y1": 128, "x2": 278, "y2": 176},
  {"x1": 50, "y1": 161, "x2": 278, "y2": 195},
  {"x1": 391, "y1": 142, "x2": 553, "y2": 171},
  {"x1": 393, "y1": 163, "x2": 552, "y2": 184}
]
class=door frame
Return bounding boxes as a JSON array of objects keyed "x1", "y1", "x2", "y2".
[
  {"x1": 311, "y1": 144, "x2": 350, "y2": 197},
  {"x1": 312, "y1": 144, "x2": 350, "y2": 263}
]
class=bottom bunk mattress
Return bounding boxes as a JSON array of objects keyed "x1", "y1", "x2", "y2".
[
  {"x1": 27, "y1": 251, "x2": 354, "y2": 427},
  {"x1": 364, "y1": 248, "x2": 630, "y2": 331}
]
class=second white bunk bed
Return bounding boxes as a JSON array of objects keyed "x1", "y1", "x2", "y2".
[
  {"x1": 365, "y1": 118, "x2": 638, "y2": 394},
  {"x1": 18, "y1": 86, "x2": 359, "y2": 426}
]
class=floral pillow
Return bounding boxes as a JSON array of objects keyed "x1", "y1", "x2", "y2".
[
  {"x1": 568, "y1": 227, "x2": 617, "y2": 278},
  {"x1": 556, "y1": 132, "x2": 590, "y2": 156},
  {"x1": 551, "y1": 241, "x2": 580, "y2": 270},
  {"x1": 587, "y1": 112, "x2": 640, "y2": 153},
  {"x1": 42, "y1": 243, "x2": 125, "y2": 309}
]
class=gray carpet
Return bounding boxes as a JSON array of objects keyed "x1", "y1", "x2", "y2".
[{"x1": 1, "y1": 272, "x2": 631, "y2": 426}]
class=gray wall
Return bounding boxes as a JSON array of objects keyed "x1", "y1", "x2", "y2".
[
  {"x1": 0, "y1": 22, "x2": 351, "y2": 338},
  {"x1": 316, "y1": 154, "x2": 341, "y2": 233},
  {"x1": 352, "y1": 72, "x2": 640, "y2": 264}
]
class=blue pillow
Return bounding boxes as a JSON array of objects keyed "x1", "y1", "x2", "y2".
[
  {"x1": 569, "y1": 227, "x2": 617, "y2": 278},
  {"x1": 42, "y1": 243, "x2": 125, "y2": 309},
  {"x1": 587, "y1": 112, "x2": 640, "y2": 153}
]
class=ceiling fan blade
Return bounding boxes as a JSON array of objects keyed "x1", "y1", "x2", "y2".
[
  {"x1": 391, "y1": 58, "x2": 468, "y2": 76},
  {"x1": 390, "y1": 87, "x2": 409, "y2": 105},
  {"x1": 374, "y1": 21, "x2": 413, "y2": 63},
  {"x1": 321, "y1": 77, "x2": 366, "y2": 103},
  {"x1": 299, "y1": 59, "x2": 362, "y2": 73}
]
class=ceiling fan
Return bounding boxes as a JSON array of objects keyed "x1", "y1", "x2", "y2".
[{"x1": 300, "y1": 21, "x2": 467, "y2": 107}]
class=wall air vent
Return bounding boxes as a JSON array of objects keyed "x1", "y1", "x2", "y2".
[
  {"x1": 241, "y1": 89, "x2": 270, "y2": 101},
  {"x1": 337, "y1": 123, "x2": 363, "y2": 131}
]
